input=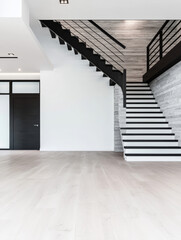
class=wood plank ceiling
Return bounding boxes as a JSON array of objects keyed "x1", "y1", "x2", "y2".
[{"x1": 59, "y1": 20, "x2": 164, "y2": 82}]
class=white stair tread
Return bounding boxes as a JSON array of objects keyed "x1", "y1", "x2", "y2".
[
  {"x1": 126, "y1": 123, "x2": 169, "y2": 128},
  {"x1": 127, "y1": 91, "x2": 152, "y2": 94},
  {"x1": 126, "y1": 99, "x2": 156, "y2": 103},
  {"x1": 125, "y1": 147, "x2": 181, "y2": 154},
  {"x1": 127, "y1": 104, "x2": 158, "y2": 107},
  {"x1": 127, "y1": 108, "x2": 161, "y2": 112},
  {"x1": 123, "y1": 82, "x2": 179, "y2": 162},
  {"x1": 126, "y1": 118, "x2": 167, "y2": 122},
  {"x1": 125, "y1": 156, "x2": 181, "y2": 161},
  {"x1": 126, "y1": 86, "x2": 151, "y2": 91},
  {"x1": 126, "y1": 113, "x2": 164, "y2": 117},
  {"x1": 122, "y1": 135, "x2": 175, "y2": 140},
  {"x1": 123, "y1": 141, "x2": 178, "y2": 146},
  {"x1": 126, "y1": 83, "x2": 148, "y2": 86},
  {"x1": 122, "y1": 130, "x2": 173, "y2": 133},
  {"x1": 127, "y1": 95, "x2": 154, "y2": 98}
]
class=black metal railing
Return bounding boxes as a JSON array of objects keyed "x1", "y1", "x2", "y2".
[
  {"x1": 57, "y1": 20, "x2": 126, "y2": 73},
  {"x1": 147, "y1": 20, "x2": 181, "y2": 71}
]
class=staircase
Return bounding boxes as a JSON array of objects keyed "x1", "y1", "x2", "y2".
[
  {"x1": 40, "y1": 20, "x2": 126, "y2": 106},
  {"x1": 40, "y1": 20, "x2": 181, "y2": 161},
  {"x1": 121, "y1": 81, "x2": 181, "y2": 161}
]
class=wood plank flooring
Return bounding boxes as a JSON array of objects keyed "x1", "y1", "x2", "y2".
[{"x1": 0, "y1": 151, "x2": 181, "y2": 239}]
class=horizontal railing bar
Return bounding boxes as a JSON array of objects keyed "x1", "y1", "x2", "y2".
[
  {"x1": 89, "y1": 20, "x2": 126, "y2": 49},
  {"x1": 149, "y1": 40, "x2": 160, "y2": 56},
  {"x1": 162, "y1": 27, "x2": 181, "y2": 49},
  {"x1": 62, "y1": 20, "x2": 124, "y2": 70},
  {"x1": 149, "y1": 54, "x2": 160, "y2": 66},
  {"x1": 72, "y1": 20, "x2": 124, "y2": 69},
  {"x1": 82, "y1": 21, "x2": 124, "y2": 57},
  {"x1": 62, "y1": 21, "x2": 106, "y2": 56},
  {"x1": 146, "y1": 20, "x2": 181, "y2": 71},
  {"x1": 162, "y1": 20, "x2": 181, "y2": 42},
  {"x1": 147, "y1": 20, "x2": 169, "y2": 48},
  {"x1": 149, "y1": 48, "x2": 160, "y2": 63},
  {"x1": 148, "y1": 36, "x2": 160, "y2": 52},
  {"x1": 162, "y1": 20, "x2": 176, "y2": 38},
  {"x1": 80, "y1": 20, "x2": 124, "y2": 62},
  {"x1": 163, "y1": 34, "x2": 181, "y2": 54},
  {"x1": 61, "y1": 21, "x2": 121, "y2": 70}
]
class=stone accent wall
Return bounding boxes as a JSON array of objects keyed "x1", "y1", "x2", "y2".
[
  {"x1": 150, "y1": 61, "x2": 181, "y2": 145},
  {"x1": 114, "y1": 85, "x2": 126, "y2": 152}
]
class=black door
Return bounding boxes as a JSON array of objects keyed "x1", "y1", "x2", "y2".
[{"x1": 12, "y1": 94, "x2": 40, "y2": 150}]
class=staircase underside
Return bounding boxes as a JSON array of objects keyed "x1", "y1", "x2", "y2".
[{"x1": 40, "y1": 20, "x2": 126, "y2": 100}]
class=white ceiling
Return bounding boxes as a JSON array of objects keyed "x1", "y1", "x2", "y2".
[
  {"x1": 0, "y1": 18, "x2": 52, "y2": 73},
  {"x1": 25, "y1": 0, "x2": 181, "y2": 20}
]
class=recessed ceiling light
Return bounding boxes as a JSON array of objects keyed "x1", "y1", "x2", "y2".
[
  {"x1": 8, "y1": 53, "x2": 15, "y2": 56},
  {"x1": 59, "y1": 0, "x2": 69, "y2": 4},
  {"x1": 18, "y1": 68, "x2": 21, "y2": 72}
]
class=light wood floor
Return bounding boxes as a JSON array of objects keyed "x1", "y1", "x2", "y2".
[{"x1": 0, "y1": 151, "x2": 181, "y2": 240}]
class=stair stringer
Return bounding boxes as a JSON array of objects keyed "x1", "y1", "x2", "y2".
[{"x1": 114, "y1": 85, "x2": 126, "y2": 153}]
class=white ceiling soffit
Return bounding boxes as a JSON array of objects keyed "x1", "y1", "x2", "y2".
[
  {"x1": 25, "y1": 0, "x2": 181, "y2": 20},
  {"x1": 0, "y1": 18, "x2": 52, "y2": 73}
]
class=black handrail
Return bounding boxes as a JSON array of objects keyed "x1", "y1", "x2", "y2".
[
  {"x1": 79, "y1": 21, "x2": 124, "y2": 62},
  {"x1": 60, "y1": 20, "x2": 125, "y2": 71},
  {"x1": 146, "y1": 20, "x2": 181, "y2": 71},
  {"x1": 89, "y1": 20, "x2": 126, "y2": 49},
  {"x1": 62, "y1": 20, "x2": 122, "y2": 69}
]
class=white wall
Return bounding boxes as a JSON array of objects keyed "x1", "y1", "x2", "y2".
[{"x1": 40, "y1": 31, "x2": 114, "y2": 151}]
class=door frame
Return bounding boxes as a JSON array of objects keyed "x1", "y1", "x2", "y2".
[{"x1": 0, "y1": 80, "x2": 40, "y2": 150}]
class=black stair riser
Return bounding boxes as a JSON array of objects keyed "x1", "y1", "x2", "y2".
[
  {"x1": 126, "y1": 102, "x2": 157, "y2": 104},
  {"x1": 126, "y1": 98, "x2": 155, "y2": 100},
  {"x1": 74, "y1": 49, "x2": 78, "y2": 55},
  {"x1": 121, "y1": 127, "x2": 172, "y2": 129},
  {"x1": 49, "y1": 30, "x2": 56, "y2": 38},
  {"x1": 81, "y1": 55, "x2": 86, "y2": 60},
  {"x1": 109, "y1": 80, "x2": 116, "y2": 86},
  {"x1": 125, "y1": 146, "x2": 181, "y2": 149},
  {"x1": 123, "y1": 140, "x2": 177, "y2": 142},
  {"x1": 122, "y1": 133, "x2": 174, "y2": 135},
  {"x1": 127, "y1": 93, "x2": 153, "y2": 95},
  {"x1": 126, "y1": 117, "x2": 165, "y2": 118},
  {"x1": 86, "y1": 48, "x2": 94, "y2": 54},
  {"x1": 126, "y1": 82, "x2": 146, "y2": 83},
  {"x1": 126, "y1": 122, "x2": 168, "y2": 124},
  {"x1": 89, "y1": 62, "x2": 94, "y2": 67},
  {"x1": 125, "y1": 154, "x2": 181, "y2": 156},
  {"x1": 126, "y1": 112, "x2": 163, "y2": 114},
  {"x1": 126, "y1": 89, "x2": 151, "y2": 91},
  {"x1": 126, "y1": 86, "x2": 149, "y2": 88},
  {"x1": 59, "y1": 38, "x2": 65, "y2": 45},
  {"x1": 67, "y1": 44, "x2": 72, "y2": 51},
  {"x1": 126, "y1": 107, "x2": 160, "y2": 109}
]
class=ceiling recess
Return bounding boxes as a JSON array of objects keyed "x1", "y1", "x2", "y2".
[
  {"x1": 59, "y1": 0, "x2": 69, "y2": 4},
  {"x1": 0, "y1": 57, "x2": 18, "y2": 59}
]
